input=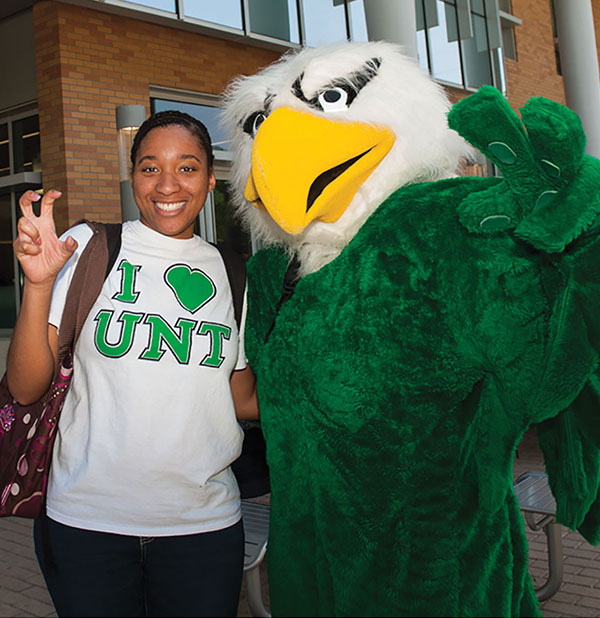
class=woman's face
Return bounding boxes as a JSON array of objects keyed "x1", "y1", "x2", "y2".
[{"x1": 131, "y1": 124, "x2": 216, "y2": 239}]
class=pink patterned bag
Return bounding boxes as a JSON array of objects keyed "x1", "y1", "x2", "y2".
[
  {"x1": 0, "y1": 352, "x2": 74, "y2": 517},
  {"x1": 0, "y1": 221, "x2": 121, "y2": 518}
]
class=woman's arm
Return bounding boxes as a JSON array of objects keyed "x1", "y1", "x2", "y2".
[
  {"x1": 230, "y1": 364, "x2": 259, "y2": 421},
  {"x1": 6, "y1": 284, "x2": 58, "y2": 404},
  {"x1": 6, "y1": 190, "x2": 77, "y2": 404}
]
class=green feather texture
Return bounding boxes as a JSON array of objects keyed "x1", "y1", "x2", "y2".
[
  {"x1": 245, "y1": 87, "x2": 600, "y2": 617},
  {"x1": 449, "y1": 85, "x2": 600, "y2": 252}
]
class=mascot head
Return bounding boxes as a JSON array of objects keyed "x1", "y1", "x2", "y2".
[{"x1": 222, "y1": 41, "x2": 473, "y2": 275}]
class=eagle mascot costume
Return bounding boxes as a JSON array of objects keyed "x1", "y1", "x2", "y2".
[{"x1": 222, "y1": 41, "x2": 600, "y2": 617}]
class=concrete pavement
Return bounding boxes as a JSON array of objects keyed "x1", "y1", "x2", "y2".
[{"x1": 1, "y1": 427, "x2": 599, "y2": 617}]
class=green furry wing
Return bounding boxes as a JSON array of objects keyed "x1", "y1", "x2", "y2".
[{"x1": 451, "y1": 85, "x2": 600, "y2": 544}]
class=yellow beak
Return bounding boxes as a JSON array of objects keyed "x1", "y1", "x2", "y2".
[{"x1": 244, "y1": 107, "x2": 395, "y2": 235}]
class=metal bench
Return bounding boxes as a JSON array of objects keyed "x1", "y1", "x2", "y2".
[
  {"x1": 514, "y1": 471, "x2": 563, "y2": 601},
  {"x1": 242, "y1": 500, "x2": 271, "y2": 617}
]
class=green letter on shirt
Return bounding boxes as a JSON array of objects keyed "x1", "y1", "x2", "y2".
[
  {"x1": 198, "y1": 322, "x2": 232, "y2": 368},
  {"x1": 140, "y1": 316, "x2": 197, "y2": 364},
  {"x1": 94, "y1": 310, "x2": 144, "y2": 357}
]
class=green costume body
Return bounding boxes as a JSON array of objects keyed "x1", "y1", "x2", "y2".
[{"x1": 245, "y1": 89, "x2": 600, "y2": 617}]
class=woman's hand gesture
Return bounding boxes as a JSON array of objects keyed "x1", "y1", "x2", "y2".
[{"x1": 13, "y1": 190, "x2": 78, "y2": 286}]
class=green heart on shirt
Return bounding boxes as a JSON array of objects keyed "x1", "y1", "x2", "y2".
[{"x1": 165, "y1": 265, "x2": 216, "y2": 314}]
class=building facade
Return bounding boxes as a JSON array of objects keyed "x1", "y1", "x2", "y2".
[{"x1": 0, "y1": 0, "x2": 598, "y2": 347}]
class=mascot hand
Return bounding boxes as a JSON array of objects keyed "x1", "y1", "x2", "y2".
[{"x1": 448, "y1": 85, "x2": 600, "y2": 252}]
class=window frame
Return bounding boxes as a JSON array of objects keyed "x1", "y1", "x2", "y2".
[
  {"x1": 416, "y1": 0, "x2": 507, "y2": 93},
  {"x1": 0, "y1": 104, "x2": 42, "y2": 328},
  {"x1": 86, "y1": 0, "x2": 370, "y2": 47}
]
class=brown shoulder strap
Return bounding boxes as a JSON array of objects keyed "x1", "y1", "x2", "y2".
[{"x1": 56, "y1": 221, "x2": 110, "y2": 361}]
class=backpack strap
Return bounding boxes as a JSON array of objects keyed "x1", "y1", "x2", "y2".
[
  {"x1": 213, "y1": 243, "x2": 246, "y2": 330},
  {"x1": 57, "y1": 221, "x2": 122, "y2": 361},
  {"x1": 104, "y1": 222, "x2": 123, "y2": 279}
]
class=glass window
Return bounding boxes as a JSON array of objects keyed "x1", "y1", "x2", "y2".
[
  {"x1": 302, "y1": 0, "x2": 348, "y2": 47},
  {"x1": 416, "y1": 28, "x2": 429, "y2": 71},
  {"x1": 0, "y1": 193, "x2": 16, "y2": 328},
  {"x1": 417, "y1": 0, "x2": 504, "y2": 90},
  {"x1": 213, "y1": 180, "x2": 252, "y2": 260},
  {"x1": 501, "y1": 20, "x2": 517, "y2": 61},
  {"x1": 151, "y1": 99, "x2": 229, "y2": 151},
  {"x1": 183, "y1": 0, "x2": 243, "y2": 30},
  {"x1": 0, "y1": 125, "x2": 9, "y2": 178},
  {"x1": 348, "y1": 0, "x2": 368, "y2": 42},
  {"x1": 428, "y1": 1, "x2": 462, "y2": 84},
  {"x1": 462, "y1": 12, "x2": 493, "y2": 88},
  {"x1": 119, "y1": 0, "x2": 176, "y2": 11},
  {"x1": 248, "y1": 0, "x2": 300, "y2": 43},
  {"x1": 12, "y1": 116, "x2": 41, "y2": 174}
]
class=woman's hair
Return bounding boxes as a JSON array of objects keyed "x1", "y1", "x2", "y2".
[{"x1": 130, "y1": 110, "x2": 214, "y2": 170}]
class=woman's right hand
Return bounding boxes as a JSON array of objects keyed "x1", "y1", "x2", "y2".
[{"x1": 14, "y1": 189, "x2": 78, "y2": 286}]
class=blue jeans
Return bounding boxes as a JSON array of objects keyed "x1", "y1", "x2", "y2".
[{"x1": 34, "y1": 516, "x2": 244, "y2": 617}]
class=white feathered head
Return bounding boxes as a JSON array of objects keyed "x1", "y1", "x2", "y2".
[{"x1": 222, "y1": 41, "x2": 472, "y2": 275}]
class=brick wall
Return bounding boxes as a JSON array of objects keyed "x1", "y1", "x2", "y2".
[
  {"x1": 504, "y1": 0, "x2": 566, "y2": 113},
  {"x1": 33, "y1": 1, "x2": 281, "y2": 232}
]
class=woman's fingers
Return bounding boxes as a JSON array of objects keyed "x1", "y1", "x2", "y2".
[
  {"x1": 14, "y1": 238, "x2": 42, "y2": 257},
  {"x1": 14, "y1": 219, "x2": 42, "y2": 257},
  {"x1": 61, "y1": 235, "x2": 78, "y2": 257},
  {"x1": 39, "y1": 189, "x2": 62, "y2": 218},
  {"x1": 18, "y1": 190, "x2": 41, "y2": 218},
  {"x1": 18, "y1": 189, "x2": 62, "y2": 219},
  {"x1": 16, "y1": 215, "x2": 41, "y2": 245}
]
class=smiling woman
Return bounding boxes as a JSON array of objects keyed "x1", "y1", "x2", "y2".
[
  {"x1": 131, "y1": 121, "x2": 216, "y2": 239},
  {"x1": 5, "y1": 110, "x2": 259, "y2": 617}
]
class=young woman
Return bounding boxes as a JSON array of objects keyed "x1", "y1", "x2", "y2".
[{"x1": 7, "y1": 111, "x2": 257, "y2": 617}]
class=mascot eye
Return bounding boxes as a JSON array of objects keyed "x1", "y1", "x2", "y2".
[
  {"x1": 317, "y1": 87, "x2": 350, "y2": 112},
  {"x1": 243, "y1": 111, "x2": 267, "y2": 137}
]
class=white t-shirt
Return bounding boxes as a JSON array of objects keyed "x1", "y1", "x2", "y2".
[{"x1": 46, "y1": 220, "x2": 246, "y2": 536}]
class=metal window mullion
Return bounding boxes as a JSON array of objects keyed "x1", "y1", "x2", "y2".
[
  {"x1": 241, "y1": 0, "x2": 250, "y2": 35},
  {"x1": 492, "y1": 45, "x2": 507, "y2": 92},
  {"x1": 296, "y1": 0, "x2": 307, "y2": 46},
  {"x1": 484, "y1": 0, "x2": 501, "y2": 49},
  {"x1": 416, "y1": 0, "x2": 434, "y2": 73},
  {"x1": 343, "y1": 0, "x2": 351, "y2": 41}
]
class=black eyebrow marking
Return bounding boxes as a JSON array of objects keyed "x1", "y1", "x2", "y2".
[
  {"x1": 292, "y1": 57, "x2": 382, "y2": 110},
  {"x1": 238, "y1": 93, "x2": 275, "y2": 134},
  {"x1": 264, "y1": 93, "x2": 275, "y2": 114}
]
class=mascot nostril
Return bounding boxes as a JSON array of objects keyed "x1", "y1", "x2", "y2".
[
  {"x1": 223, "y1": 40, "x2": 600, "y2": 617},
  {"x1": 306, "y1": 147, "x2": 372, "y2": 212}
]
